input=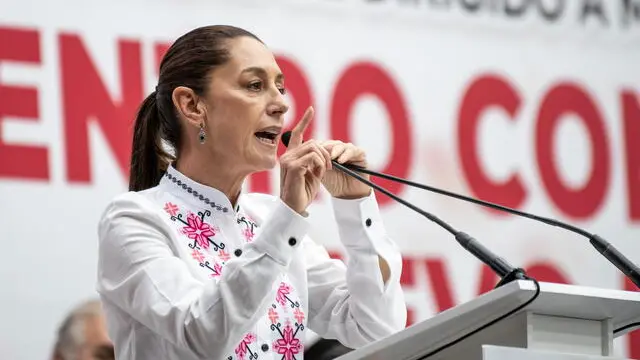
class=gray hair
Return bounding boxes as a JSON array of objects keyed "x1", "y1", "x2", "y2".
[{"x1": 53, "y1": 299, "x2": 104, "y2": 360}]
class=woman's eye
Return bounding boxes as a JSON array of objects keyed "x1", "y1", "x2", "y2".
[
  {"x1": 278, "y1": 87, "x2": 286, "y2": 95},
  {"x1": 248, "y1": 81, "x2": 262, "y2": 91}
]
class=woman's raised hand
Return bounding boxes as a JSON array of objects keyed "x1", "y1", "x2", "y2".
[{"x1": 279, "y1": 107, "x2": 332, "y2": 214}]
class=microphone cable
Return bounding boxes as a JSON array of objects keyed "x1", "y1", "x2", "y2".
[{"x1": 614, "y1": 321, "x2": 640, "y2": 335}]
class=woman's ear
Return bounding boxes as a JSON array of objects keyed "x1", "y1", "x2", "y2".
[
  {"x1": 197, "y1": 102, "x2": 209, "y2": 119},
  {"x1": 172, "y1": 86, "x2": 206, "y2": 128}
]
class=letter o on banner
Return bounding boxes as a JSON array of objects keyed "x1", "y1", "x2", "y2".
[{"x1": 330, "y1": 61, "x2": 413, "y2": 206}]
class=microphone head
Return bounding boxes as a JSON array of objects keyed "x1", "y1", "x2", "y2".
[{"x1": 281, "y1": 131, "x2": 292, "y2": 147}]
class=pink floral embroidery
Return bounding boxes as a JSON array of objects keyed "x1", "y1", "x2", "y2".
[
  {"x1": 235, "y1": 332, "x2": 257, "y2": 360},
  {"x1": 168, "y1": 207, "x2": 225, "y2": 252},
  {"x1": 273, "y1": 323, "x2": 302, "y2": 360},
  {"x1": 236, "y1": 215, "x2": 258, "y2": 243},
  {"x1": 268, "y1": 307, "x2": 279, "y2": 324},
  {"x1": 191, "y1": 249, "x2": 206, "y2": 263},
  {"x1": 210, "y1": 262, "x2": 223, "y2": 278},
  {"x1": 293, "y1": 308, "x2": 305, "y2": 324},
  {"x1": 218, "y1": 249, "x2": 230, "y2": 262},
  {"x1": 276, "y1": 282, "x2": 292, "y2": 307},
  {"x1": 182, "y1": 213, "x2": 215, "y2": 249},
  {"x1": 242, "y1": 228, "x2": 255, "y2": 243},
  {"x1": 164, "y1": 202, "x2": 179, "y2": 216}
]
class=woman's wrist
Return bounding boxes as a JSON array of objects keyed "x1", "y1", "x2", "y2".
[{"x1": 334, "y1": 188, "x2": 372, "y2": 200}]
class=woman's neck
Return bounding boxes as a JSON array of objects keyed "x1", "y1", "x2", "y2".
[{"x1": 175, "y1": 151, "x2": 248, "y2": 208}]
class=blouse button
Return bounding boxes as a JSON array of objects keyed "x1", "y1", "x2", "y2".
[
  {"x1": 234, "y1": 249, "x2": 243, "y2": 257},
  {"x1": 365, "y1": 218, "x2": 372, "y2": 227},
  {"x1": 261, "y1": 344, "x2": 269, "y2": 352},
  {"x1": 288, "y1": 237, "x2": 297, "y2": 246}
]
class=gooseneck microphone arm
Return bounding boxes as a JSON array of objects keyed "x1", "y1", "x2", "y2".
[
  {"x1": 332, "y1": 161, "x2": 640, "y2": 289},
  {"x1": 280, "y1": 132, "x2": 529, "y2": 286}
]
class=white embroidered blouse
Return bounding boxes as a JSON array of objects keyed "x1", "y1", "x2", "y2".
[{"x1": 96, "y1": 165, "x2": 406, "y2": 360}]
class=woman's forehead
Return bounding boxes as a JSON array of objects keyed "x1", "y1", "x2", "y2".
[{"x1": 226, "y1": 37, "x2": 281, "y2": 75}]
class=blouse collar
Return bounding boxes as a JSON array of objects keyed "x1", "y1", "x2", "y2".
[{"x1": 159, "y1": 165, "x2": 241, "y2": 215}]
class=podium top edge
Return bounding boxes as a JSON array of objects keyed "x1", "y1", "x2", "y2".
[{"x1": 513, "y1": 280, "x2": 640, "y2": 301}]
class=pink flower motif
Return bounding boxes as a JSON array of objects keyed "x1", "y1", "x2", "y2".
[
  {"x1": 242, "y1": 228, "x2": 255, "y2": 243},
  {"x1": 191, "y1": 249, "x2": 205, "y2": 263},
  {"x1": 276, "y1": 282, "x2": 291, "y2": 307},
  {"x1": 164, "y1": 202, "x2": 179, "y2": 216},
  {"x1": 234, "y1": 332, "x2": 257, "y2": 360},
  {"x1": 218, "y1": 249, "x2": 230, "y2": 262},
  {"x1": 268, "y1": 307, "x2": 279, "y2": 324},
  {"x1": 210, "y1": 263, "x2": 223, "y2": 278},
  {"x1": 293, "y1": 308, "x2": 305, "y2": 324},
  {"x1": 273, "y1": 323, "x2": 302, "y2": 360},
  {"x1": 182, "y1": 213, "x2": 215, "y2": 249},
  {"x1": 243, "y1": 333, "x2": 256, "y2": 343}
]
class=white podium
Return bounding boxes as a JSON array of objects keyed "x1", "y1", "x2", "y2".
[{"x1": 336, "y1": 281, "x2": 640, "y2": 360}]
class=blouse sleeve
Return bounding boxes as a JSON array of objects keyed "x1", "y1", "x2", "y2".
[
  {"x1": 305, "y1": 191, "x2": 407, "y2": 349},
  {"x1": 96, "y1": 192, "x2": 308, "y2": 359}
]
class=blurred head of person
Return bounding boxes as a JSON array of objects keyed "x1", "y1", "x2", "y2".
[{"x1": 51, "y1": 299, "x2": 113, "y2": 360}]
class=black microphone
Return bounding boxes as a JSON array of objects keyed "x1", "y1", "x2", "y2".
[
  {"x1": 282, "y1": 131, "x2": 640, "y2": 289},
  {"x1": 334, "y1": 164, "x2": 640, "y2": 290},
  {"x1": 280, "y1": 131, "x2": 528, "y2": 286}
]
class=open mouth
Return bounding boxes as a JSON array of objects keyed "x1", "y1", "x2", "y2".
[{"x1": 254, "y1": 128, "x2": 280, "y2": 146}]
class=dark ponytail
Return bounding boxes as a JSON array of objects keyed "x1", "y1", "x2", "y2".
[
  {"x1": 127, "y1": 25, "x2": 262, "y2": 192},
  {"x1": 128, "y1": 91, "x2": 174, "y2": 191}
]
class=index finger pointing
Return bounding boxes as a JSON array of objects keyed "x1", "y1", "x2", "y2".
[{"x1": 288, "y1": 106, "x2": 314, "y2": 148}]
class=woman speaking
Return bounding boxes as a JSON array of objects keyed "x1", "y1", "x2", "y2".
[{"x1": 96, "y1": 25, "x2": 406, "y2": 360}]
